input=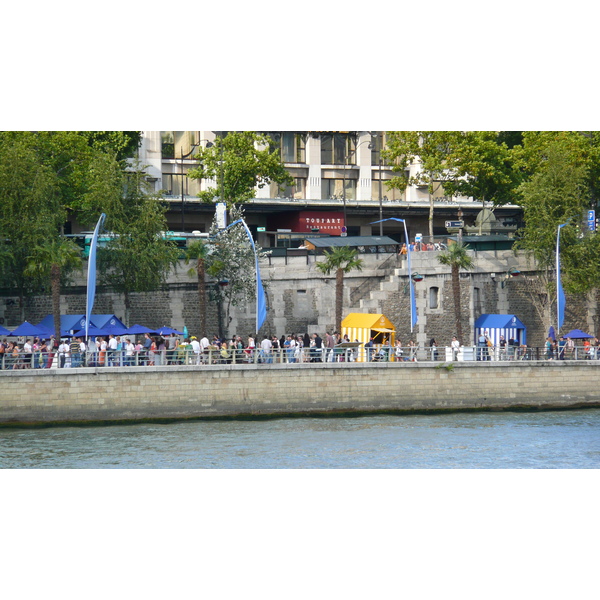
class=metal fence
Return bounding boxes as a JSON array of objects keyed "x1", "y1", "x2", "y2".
[{"x1": 1, "y1": 345, "x2": 599, "y2": 370}]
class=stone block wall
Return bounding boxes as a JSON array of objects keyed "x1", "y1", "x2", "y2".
[
  {"x1": 1, "y1": 251, "x2": 599, "y2": 349},
  {"x1": 1, "y1": 361, "x2": 599, "y2": 426}
]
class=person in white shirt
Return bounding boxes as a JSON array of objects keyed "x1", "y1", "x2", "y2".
[
  {"x1": 451, "y1": 336, "x2": 460, "y2": 361},
  {"x1": 108, "y1": 335, "x2": 118, "y2": 366},
  {"x1": 260, "y1": 335, "x2": 272, "y2": 364},
  {"x1": 200, "y1": 335, "x2": 210, "y2": 364},
  {"x1": 58, "y1": 340, "x2": 70, "y2": 368},
  {"x1": 23, "y1": 339, "x2": 33, "y2": 368},
  {"x1": 79, "y1": 339, "x2": 86, "y2": 367},
  {"x1": 190, "y1": 337, "x2": 201, "y2": 364},
  {"x1": 124, "y1": 338, "x2": 135, "y2": 366}
]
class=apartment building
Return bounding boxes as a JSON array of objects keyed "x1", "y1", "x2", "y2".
[{"x1": 137, "y1": 131, "x2": 522, "y2": 247}]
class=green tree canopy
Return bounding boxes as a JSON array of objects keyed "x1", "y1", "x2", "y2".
[
  {"x1": 206, "y1": 205, "x2": 269, "y2": 337},
  {"x1": 187, "y1": 132, "x2": 293, "y2": 208},
  {"x1": 97, "y1": 166, "x2": 180, "y2": 322}
]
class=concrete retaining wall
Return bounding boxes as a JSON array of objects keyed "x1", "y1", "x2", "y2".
[{"x1": 1, "y1": 362, "x2": 599, "y2": 426}]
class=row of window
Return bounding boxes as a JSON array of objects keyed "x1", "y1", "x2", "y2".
[
  {"x1": 160, "y1": 173, "x2": 404, "y2": 201},
  {"x1": 160, "y1": 131, "x2": 390, "y2": 166}
]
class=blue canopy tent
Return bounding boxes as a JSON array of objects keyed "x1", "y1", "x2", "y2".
[
  {"x1": 39, "y1": 314, "x2": 128, "y2": 337},
  {"x1": 562, "y1": 329, "x2": 594, "y2": 339},
  {"x1": 39, "y1": 314, "x2": 89, "y2": 337},
  {"x1": 9, "y1": 321, "x2": 54, "y2": 338},
  {"x1": 126, "y1": 324, "x2": 156, "y2": 335},
  {"x1": 153, "y1": 326, "x2": 184, "y2": 336},
  {"x1": 89, "y1": 315, "x2": 128, "y2": 334},
  {"x1": 0, "y1": 325, "x2": 11, "y2": 336},
  {"x1": 474, "y1": 314, "x2": 527, "y2": 346},
  {"x1": 72, "y1": 326, "x2": 110, "y2": 338}
]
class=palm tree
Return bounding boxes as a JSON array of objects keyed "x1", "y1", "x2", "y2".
[
  {"x1": 315, "y1": 246, "x2": 364, "y2": 332},
  {"x1": 185, "y1": 240, "x2": 211, "y2": 337},
  {"x1": 25, "y1": 238, "x2": 83, "y2": 339},
  {"x1": 437, "y1": 241, "x2": 474, "y2": 342}
]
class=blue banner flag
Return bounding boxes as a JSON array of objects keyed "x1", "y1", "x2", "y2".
[
  {"x1": 556, "y1": 222, "x2": 568, "y2": 331},
  {"x1": 371, "y1": 218, "x2": 417, "y2": 331},
  {"x1": 223, "y1": 218, "x2": 267, "y2": 334},
  {"x1": 86, "y1": 213, "x2": 106, "y2": 339}
]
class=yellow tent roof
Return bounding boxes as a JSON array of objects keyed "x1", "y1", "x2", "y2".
[{"x1": 341, "y1": 313, "x2": 395, "y2": 332}]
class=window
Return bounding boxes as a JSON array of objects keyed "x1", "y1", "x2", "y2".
[
  {"x1": 371, "y1": 178, "x2": 405, "y2": 202},
  {"x1": 274, "y1": 177, "x2": 306, "y2": 199},
  {"x1": 266, "y1": 132, "x2": 306, "y2": 163},
  {"x1": 371, "y1": 132, "x2": 388, "y2": 166},
  {"x1": 320, "y1": 133, "x2": 356, "y2": 165},
  {"x1": 429, "y1": 287, "x2": 439, "y2": 309},
  {"x1": 161, "y1": 131, "x2": 200, "y2": 159},
  {"x1": 161, "y1": 171, "x2": 201, "y2": 197},
  {"x1": 322, "y1": 178, "x2": 356, "y2": 200}
]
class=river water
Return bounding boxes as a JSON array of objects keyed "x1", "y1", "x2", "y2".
[{"x1": 2, "y1": 408, "x2": 600, "y2": 468}]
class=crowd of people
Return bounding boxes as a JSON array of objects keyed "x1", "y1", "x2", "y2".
[{"x1": 2, "y1": 330, "x2": 600, "y2": 369}]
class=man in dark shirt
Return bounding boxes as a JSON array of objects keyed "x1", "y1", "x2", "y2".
[{"x1": 311, "y1": 333, "x2": 323, "y2": 362}]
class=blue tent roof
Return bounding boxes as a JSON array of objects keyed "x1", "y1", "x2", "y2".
[
  {"x1": 562, "y1": 329, "x2": 594, "y2": 339},
  {"x1": 0, "y1": 325, "x2": 11, "y2": 336},
  {"x1": 474, "y1": 314, "x2": 526, "y2": 330},
  {"x1": 91, "y1": 314, "x2": 127, "y2": 329},
  {"x1": 9, "y1": 321, "x2": 54, "y2": 338},
  {"x1": 38, "y1": 314, "x2": 127, "y2": 336},
  {"x1": 39, "y1": 314, "x2": 89, "y2": 335}
]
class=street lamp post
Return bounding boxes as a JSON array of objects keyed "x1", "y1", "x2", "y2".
[{"x1": 378, "y1": 156, "x2": 383, "y2": 236}]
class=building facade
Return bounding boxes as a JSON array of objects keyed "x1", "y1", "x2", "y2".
[{"x1": 135, "y1": 131, "x2": 523, "y2": 248}]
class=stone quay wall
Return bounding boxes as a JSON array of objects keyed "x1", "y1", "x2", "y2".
[{"x1": 1, "y1": 361, "x2": 599, "y2": 426}]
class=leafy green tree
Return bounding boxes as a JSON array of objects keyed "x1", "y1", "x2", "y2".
[
  {"x1": 24, "y1": 238, "x2": 83, "y2": 339},
  {"x1": 97, "y1": 167, "x2": 180, "y2": 324},
  {"x1": 185, "y1": 240, "x2": 211, "y2": 336},
  {"x1": 514, "y1": 140, "x2": 592, "y2": 329},
  {"x1": 437, "y1": 241, "x2": 474, "y2": 342},
  {"x1": 440, "y1": 131, "x2": 522, "y2": 207},
  {"x1": 315, "y1": 246, "x2": 364, "y2": 332},
  {"x1": 384, "y1": 131, "x2": 522, "y2": 240},
  {"x1": 0, "y1": 136, "x2": 65, "y2": 319},
  {"x1": 77, "y1": 131, "x2": 142, "y2": 162},
  {"x1": 384, "y1": 131, "x2": 461, "y2": 239},
  {"x1": 187, "y1": 132, "x2": 293, "y2": 208},
  {"x1": 516, "y1": 142, "x2": 589, "y2": 271},
  {"x1": 206, "y1": 205, "x2": 268, "y2": 337}
]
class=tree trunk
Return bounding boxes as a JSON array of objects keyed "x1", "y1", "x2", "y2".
[
  {"x1": 51, "y1": 263, "x2": 61, "y2": 339},
  {"x1": 452, "y1": 265, "x2": 463, "y2": 342},
  {"x1": 124, "y1": 289, "x2": 131, "y2": 327},
  {"x1": 335, "y1": 268, "x2": 344, "y2": 332},
  {"x1": 428, "y1": 188, "x2": 434, "y2": 241}
]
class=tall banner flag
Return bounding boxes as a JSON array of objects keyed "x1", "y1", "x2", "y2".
[
  {"x1": 371, "y1": 218, "x2": 417, "y2": 331},
  {"x1": 222, "y1": 218, "x2": 267, "y2": 334},
  {"x1": 556, "y1": 221, "x2": 568, "y2": 332},
  {"x1": 86, "y1": 213, "x2": 106, "y2": 340}
]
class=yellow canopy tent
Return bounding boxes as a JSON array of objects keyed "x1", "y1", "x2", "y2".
[{"x1": 341, "y1": 313, "x2": 396, "y2": 362}]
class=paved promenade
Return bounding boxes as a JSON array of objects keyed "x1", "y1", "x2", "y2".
[{"x1": 1, "y1": 360, "x2": 599, "y2": 426}]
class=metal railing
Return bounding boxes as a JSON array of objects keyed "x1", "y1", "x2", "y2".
[{"x1": 0, "y1": 345, "x2": 598, "y2": 370}]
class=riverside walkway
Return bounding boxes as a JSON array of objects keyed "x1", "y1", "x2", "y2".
[{"x1": 1, "y1": 344, "x2": 597, "y2": 370}]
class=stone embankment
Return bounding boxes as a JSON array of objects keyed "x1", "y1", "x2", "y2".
[{"x1": 1, "y1": 361, "x2": 599, "y2": 426}]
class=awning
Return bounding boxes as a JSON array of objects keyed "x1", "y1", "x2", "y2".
[{"x1": 342, "y1": 313, "x2": 395, "y2": 331}]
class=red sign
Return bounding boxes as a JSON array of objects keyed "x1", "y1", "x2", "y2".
[
  {"x1": 296, "y1": 211, "x2": 345, "y2": 235},
  {"x1": 268, "y1": 211, "x2": 345, "y2": 236}
]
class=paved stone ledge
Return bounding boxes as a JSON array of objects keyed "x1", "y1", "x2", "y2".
[{"x1": 1, "y1": 361, "x2": 599, "y2": 426}]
